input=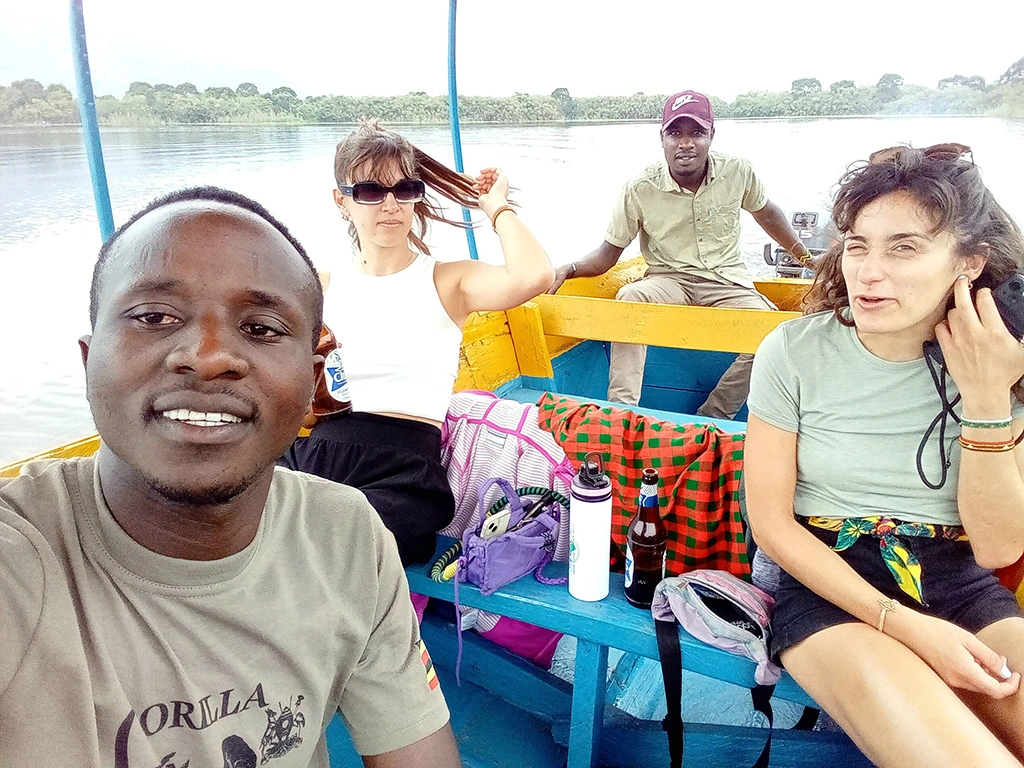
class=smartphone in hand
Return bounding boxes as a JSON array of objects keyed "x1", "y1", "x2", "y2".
[
  {"x1": 925, "y1": 273, "x2": 1024, "y2": 365},
  {"x1": 992, "y1": 273, "x2": 1024, "y2": 341}
]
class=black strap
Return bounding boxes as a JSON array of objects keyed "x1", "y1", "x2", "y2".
[
  {"x1": 794, "y1": 705, "x2": 820, "y2": 731},
  {"x1": 655, "y1": 619, "x2": 684, "y2": 768},
  {"x1": 749, "y1": 684, "x2": 776, "y2": 768},
  {"x1": 658, "y1": 618, "x2": 785, "y2": 768}
]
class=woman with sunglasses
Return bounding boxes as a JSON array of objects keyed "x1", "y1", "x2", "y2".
[
  {"x1": 281, "y1": 120, "x2": 554, "y2": 567},
  {"x1": 745, "y1": 144, "x2": 1024, "y2": 766}
]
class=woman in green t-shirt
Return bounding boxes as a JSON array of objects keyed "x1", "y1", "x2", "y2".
[{"x1": 746, "y1": 144, "x2": 1024, "y2": 767}]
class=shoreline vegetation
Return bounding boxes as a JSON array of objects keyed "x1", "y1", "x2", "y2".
[{"x1": 4, "y1": 60, "x2": 1024, "y2": 127}]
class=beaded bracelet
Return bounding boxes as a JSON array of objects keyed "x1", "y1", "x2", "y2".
[
  {"x1": 960, "y1": 416, "x2": 1013, "y2": 429},
  {"x1": 958, "y1": 434, "x2": 1024, "y2": 452},
  {"x1": 490, "y1": 204, "x2": 516, "y2": 231}
]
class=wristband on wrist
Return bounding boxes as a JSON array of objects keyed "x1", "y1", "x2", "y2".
[
  {"x1": 568, "y1": 262, "x2": 578, "y2": 278},
  {"x1": 790, "y1": 241, "x2": 810, "y2": 262},
  {"x1": 958, "y1": 433, "x2": 1023, "y2": 452},
  {"x1": 960, "y1": 416, "x2": 1013, "y2": 429},
  {"x1": 490, "y1": 204, "x2": 516, "y2": 230}
]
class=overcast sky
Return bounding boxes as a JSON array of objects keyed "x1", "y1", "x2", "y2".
[{"x1": 3, "y1": 0, "x2": 1023, "y2": 101}]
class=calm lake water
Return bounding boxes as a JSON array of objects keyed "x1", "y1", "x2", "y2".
[{"x1": 2, "y1": 117, "x2": 1024, "y2": 464}]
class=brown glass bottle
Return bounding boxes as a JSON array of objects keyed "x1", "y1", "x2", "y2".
[
  {"x1": 303, "y1": 325, "x2": 352, "y2": 429},
  {"x1": 624, "y1": 467, "x2": 667, "y2": 608}
]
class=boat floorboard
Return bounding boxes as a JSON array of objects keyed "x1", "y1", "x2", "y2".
[
  {"x1": 326, "y1": 631, "x2": 869, "y2": 768},
  {"x1": 325, "y1": 657, "x2": 569, "y2": 768}
]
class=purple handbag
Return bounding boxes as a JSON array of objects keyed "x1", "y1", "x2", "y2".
[{"x1": 458, "y1": 477, "x2": 566, "y2": 596}]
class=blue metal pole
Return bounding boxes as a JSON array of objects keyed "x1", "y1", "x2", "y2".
[
  {"x1": 447, "y1": 0, "x2": 479, "y2": 260},
  {"x1": 70, "y1": 0, "x2": 115, "y2": 241}
]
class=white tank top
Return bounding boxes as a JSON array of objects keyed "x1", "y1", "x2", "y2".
[{"x1": 322, "y1": 252, "x2": 463, "y2": 423}]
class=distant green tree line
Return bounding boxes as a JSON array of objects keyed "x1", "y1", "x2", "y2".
[{"x1": 3, "y1": 56, "x2": 1024, "y2": 126}]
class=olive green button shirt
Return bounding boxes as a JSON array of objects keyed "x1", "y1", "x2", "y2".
[{"x1": 605, "y1": 152, "x2": 768, "y2": 289}]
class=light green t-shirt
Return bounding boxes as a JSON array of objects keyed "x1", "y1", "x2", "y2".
[
  {"x1": 748, "y1": 311, "x2": 1024, "y2": 526},
  {"x1": 0, "y1": 458, "x2": 449, "y2": 767},
  {"x1": 605, "y1": 153, "x2": 768, "y2": 289}
]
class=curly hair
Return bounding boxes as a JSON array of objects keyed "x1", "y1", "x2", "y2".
[
  {"x1": 803, "y1": 144, "x2": 1024, "y2": 323},
  {"x1": 333, "y1": 119, "x2": 501, "y2": 255}
]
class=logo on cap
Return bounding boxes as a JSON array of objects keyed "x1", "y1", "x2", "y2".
[{"x1": 671, "y1": 94, "x2": 697, "y2": 110}]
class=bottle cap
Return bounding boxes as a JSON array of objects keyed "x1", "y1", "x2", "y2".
[
  {"x1": 579, "y1": 452, "x2": 610, "y2": 487},
  {"x1": 573, "y1": 451, "x2": 611, "y2": 498}
]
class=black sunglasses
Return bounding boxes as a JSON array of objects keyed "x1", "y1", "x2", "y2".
[{"x1": 338, "y1": 179, "x2": 425, "y2": 205}]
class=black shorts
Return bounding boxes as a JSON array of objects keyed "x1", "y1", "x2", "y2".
[
  {"x1": 279, "y1": 413, "x2": 455, "y2": 566},
  {"x1": 770, "y1": 523, "x2": 1023, "y2": 662}
]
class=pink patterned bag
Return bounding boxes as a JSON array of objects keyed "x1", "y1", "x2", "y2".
[
  {"x1": 652, "y1": 570, "x2": 780, "y2": 685},
  {"x1": 652, "y1": 571, "x2": 791, "y2": 768},
  {"x1": 440, "y1": 391, "x2": 571, "y2": 670},
  {"x1": 440, "y1": 391, "x2": 574, "y2": 560}
]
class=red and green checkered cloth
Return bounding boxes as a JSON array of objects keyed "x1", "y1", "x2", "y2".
[{"x1": 537, "y1": 393, "x2": 750, "y2": 580}]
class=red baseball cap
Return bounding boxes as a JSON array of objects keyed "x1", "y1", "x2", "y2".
[{"x1": 662, "y1": 91, "x2": 714, "y2": 132}]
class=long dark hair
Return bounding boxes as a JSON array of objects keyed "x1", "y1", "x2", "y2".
[
  {"x1": 804, "y1": 143, "x2": 1024, "y2": 320},
  {"x1": 333, "y1": 119, "x2": 497, "y2": 254}
]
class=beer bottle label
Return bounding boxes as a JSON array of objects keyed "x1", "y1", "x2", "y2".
[
  {"x1": 624, "y1": 541, "x2": 634, "y2": 588},
  {"x1": 639, "y1": 482, "x2": 658, "y2": 507},
  {"x1": 324, "y1": 348, "x2": 351, "y2": 403}
]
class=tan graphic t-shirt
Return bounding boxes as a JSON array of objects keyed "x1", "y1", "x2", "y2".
[{"x1": 0, "y1": 458, "x2": 449, "y2": 767}]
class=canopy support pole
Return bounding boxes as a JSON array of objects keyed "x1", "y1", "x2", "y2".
[
  {"x1": 70, "y1": 0, "x2": 114, "y2": 241},
  {"x1": 447, "y1": 0, "x2": 479, "y2": 260}
]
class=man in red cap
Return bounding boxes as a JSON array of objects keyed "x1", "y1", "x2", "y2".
[{"x1": 549, "y1": 90, "x2": 810, "y2": 419}]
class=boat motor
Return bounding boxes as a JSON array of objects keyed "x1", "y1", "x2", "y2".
[{"x1": 762, "y1": 210, "x2": 834, "y2": 278}]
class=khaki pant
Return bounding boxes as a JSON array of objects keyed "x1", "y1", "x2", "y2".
[{"x1": 606, "y1": 269, "x2": 775, "y2": 419}]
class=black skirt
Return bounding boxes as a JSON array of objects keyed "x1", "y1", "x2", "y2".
[{"x1": 279, "y1": 413, "x2": 455, "y2": 566}]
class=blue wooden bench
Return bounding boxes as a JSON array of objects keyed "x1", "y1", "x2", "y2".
[
  {"x1": 398, "y1": 536, "x2": 870, "y2": 768},
  {"x1": 401, "y1": 385, "x2": 865, "y2": 767},
  {"x1": 326, "y1": 384, "x2": 869, "y2": 767}
]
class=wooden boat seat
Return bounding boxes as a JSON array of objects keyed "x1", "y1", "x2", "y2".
[
  {"x1": 400, "y1": 532, "x2": 868, "y2": 768},
  {"x1": 387, "y1": 383, "x2": 869, "y2": 768}
]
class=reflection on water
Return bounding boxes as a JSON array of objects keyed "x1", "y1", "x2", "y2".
[{"x1": 2, "y1": 117, "x2": 1023, "y2": 463}]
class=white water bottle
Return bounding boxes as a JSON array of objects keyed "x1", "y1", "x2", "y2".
[{"x1": 569, "y1": 451, "x2": 613, "y2": 601}]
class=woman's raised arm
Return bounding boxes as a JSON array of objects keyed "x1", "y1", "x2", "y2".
[
  {"x1": 436, "y1": 168, "x2": 554, "y2": 323},
  {"x1": 939, "y1": 277, "x2": 1024, "y2": 567}
]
